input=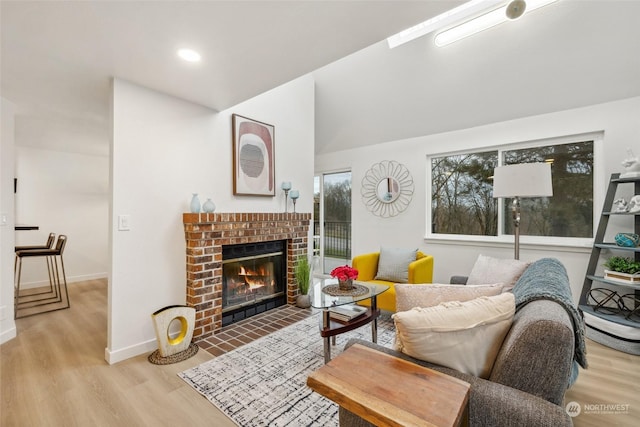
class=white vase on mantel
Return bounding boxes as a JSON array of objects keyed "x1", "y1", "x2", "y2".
[
  {"x1": 190, "y1": 193, "x2": 201, "y2": 213},
  {"x1": 203, "y1": 198, "x2": 216, "y2": 213}
]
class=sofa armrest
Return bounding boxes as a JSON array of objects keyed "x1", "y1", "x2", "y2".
[
  {"x1": 340, "y1": 390, "x2": 571, "y2": 427},
  {"x1": 339, "y1": 339, "x2": 572, "y2": 427},
  {"x1": 490, "y1": 300, "x2": 574, "y2": 405},
  {"x1": 352, "y1": 252, "x2": 379, "y2": 281},
  {"x1": 467, "y1": 378, "x2": 572, "y2": 427},
  {"x1": 408, "y1": 254, "x2": 433, "y2": 283},
  {"x1": 450, "y1": 275, "x2": 468, "y2": 285}
]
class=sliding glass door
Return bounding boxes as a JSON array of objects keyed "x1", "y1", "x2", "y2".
[{"x1": 314, "y1": 171, "x2": 352, "y2": 274}]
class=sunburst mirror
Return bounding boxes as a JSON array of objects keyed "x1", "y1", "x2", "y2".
[{"x1": 361, "y1": 160, "x2": 414, "y2": 218}]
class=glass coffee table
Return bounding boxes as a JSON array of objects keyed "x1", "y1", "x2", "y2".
[{"x1": 309, "y1": 277, "x2": 389, "y2": 363}]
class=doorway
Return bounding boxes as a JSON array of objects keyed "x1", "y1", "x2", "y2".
[{"x1": 313, "y1": 171, "x2": 352, "y2": 274}]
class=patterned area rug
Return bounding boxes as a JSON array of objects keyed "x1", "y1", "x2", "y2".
[{"x1": 179, "y1": 313, "x2": 396, "y2": 427}]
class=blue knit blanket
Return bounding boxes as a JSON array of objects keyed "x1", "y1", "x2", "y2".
[{"x1": 512, "y1": 258, "x2": 588, "y2": 374}]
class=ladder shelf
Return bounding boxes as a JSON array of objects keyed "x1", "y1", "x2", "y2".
[{"x1": 578, "y1": 173, "x2": 639, "y2": 343}]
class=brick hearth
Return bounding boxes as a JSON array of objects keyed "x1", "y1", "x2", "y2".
[{"x1": 183, "y1": 212, "x2": 311, "y2": 340}]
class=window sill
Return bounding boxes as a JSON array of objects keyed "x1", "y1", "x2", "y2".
[{"x1": 424, "y1": 234, "x2": 593, "y2": 254}]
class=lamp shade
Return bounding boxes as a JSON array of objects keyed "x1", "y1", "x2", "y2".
[{"x1": 493, "y1": 163, "x2": 553, "y2": 198}]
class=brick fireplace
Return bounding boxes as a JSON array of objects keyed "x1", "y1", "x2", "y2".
[{"x1": 183, "y1": 212, "x2": 311, "y2": 340}]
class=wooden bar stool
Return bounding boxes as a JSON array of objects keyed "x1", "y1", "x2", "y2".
[{"x1": 14, "y1": 235, "x2": 70, "y2": 319}]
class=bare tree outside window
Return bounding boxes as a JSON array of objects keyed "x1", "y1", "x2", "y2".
[
  {"x1": 430, "y1": 139, "x2": 594, "y2": 239},
  {"x1": 503, "y1": 141, "x2": 593, "y2": 238},
  {"x1": 431, "y1": 151, "x2": 498, "y2": 235}
]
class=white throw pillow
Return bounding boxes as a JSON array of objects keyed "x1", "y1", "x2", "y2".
[
  {"x1": 374, "y1": 247, "x2": 417, "y2": 283},
  {"x1": 466, "y1": 254, "x2": 529, "y2": 292},
  {"x1": 395, "y1": 283, "x2": 504, "y2": 312},
  {"x1": 393, "y1": 293, "x2": 515, "y2": 379}
]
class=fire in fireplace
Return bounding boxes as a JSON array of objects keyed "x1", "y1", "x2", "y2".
[{"x1": 222, "y1": 240, "x2": 287, "y2": 326}]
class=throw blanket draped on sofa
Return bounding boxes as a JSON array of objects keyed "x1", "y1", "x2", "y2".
[{"x1": 512, "y1": 258, "x2": 588, "y2": 377}]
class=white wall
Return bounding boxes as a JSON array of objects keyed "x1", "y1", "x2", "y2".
[
  {"x1": 0, "y1": 98, "x2": 17, "y2": 343},
  {"x1": 108, "y1": 76, "x2": 314, "y2": 363},
  {"x1": 315, "y1": 96, "x2": 640, "y2": 301},
  {"x1": 14, "y1": 146, "x2": 109, "y2": 285}
]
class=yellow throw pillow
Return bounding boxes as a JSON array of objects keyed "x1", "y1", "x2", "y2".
[{"x1": 393, "y1": 293, "x2": 515, "y2": 379}]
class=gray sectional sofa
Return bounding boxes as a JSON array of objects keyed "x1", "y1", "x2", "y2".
[{"x1": 340, "y1": 258, "x2": 585, "y2": 427}]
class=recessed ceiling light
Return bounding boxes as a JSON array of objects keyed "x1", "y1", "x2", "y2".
[{"x1": 177, "y1": 48, "x2": 201, "y2": 63}]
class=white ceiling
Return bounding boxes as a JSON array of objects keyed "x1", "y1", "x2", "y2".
[
  {"x1": 313, "y1": 0, "x2": 640, "y2": 154},
  {"x1": 2, "y1": 1, "x2": 640, "y2": 157},
  {"x1": 1, "y1": 0, "x2": 458, "y2": 155}
]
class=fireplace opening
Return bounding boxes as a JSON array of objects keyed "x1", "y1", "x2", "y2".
[{"x1": 222, "y1": 240, "x2": 287, "y2": 326}]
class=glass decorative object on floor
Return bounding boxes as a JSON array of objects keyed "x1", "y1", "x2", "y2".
[
  {"x1": 290, "y1": 190, "x2": 299, "y2": 213},
  {"x1": 203, "y1": 198, "x2": 216, "y2": 213},
  {"x1": 310, "y1": 256, "x2": 321, "y2": 278},
  {"x1": 190, "y1": 193, "x2": 201, "y2": 213}
]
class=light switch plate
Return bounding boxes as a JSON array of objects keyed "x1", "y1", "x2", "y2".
[
  {"x1": 0, "y1": 213, "x2": 7, "y2": 226},
  {"x1": 118, "y1": 215, "x2": 131, "y2": 231}
]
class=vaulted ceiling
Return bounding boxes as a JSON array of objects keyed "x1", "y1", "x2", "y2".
[{"x1": 2, "y1": 1, "x2": 640, "y2": 157}]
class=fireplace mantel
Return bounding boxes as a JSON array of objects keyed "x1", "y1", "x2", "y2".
[{"x1": 183, "y1": 212, "x2": 311, "y2": 340}]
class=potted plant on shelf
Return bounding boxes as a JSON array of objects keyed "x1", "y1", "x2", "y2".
[
  {"x1": 295, "y1": 255, "x2": 311, "y2": 308},
  {"x1": 603, "y1": 256, "x2": 640, "y2": 284}
]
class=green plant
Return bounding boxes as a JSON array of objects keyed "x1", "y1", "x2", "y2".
[
  {"x1": 295, "y1": 255, "x2": 311, "y2": 294},
  {"x1": 604, "y1": 256, "x2": 640, "y2": 274}
]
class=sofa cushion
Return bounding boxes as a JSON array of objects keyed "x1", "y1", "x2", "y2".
[
  {"x1": 374, "y1": 247, "x2": 417, "y2": 283},
  {"x1": 393, "y1": 293, "x2": 515, "y2": 378},
  {"x1": 395, "y1": 283, "x2": 503, "y2": 312},
  {"x1": 467, "y1": 255, "x2": 529, "y2": 292}
]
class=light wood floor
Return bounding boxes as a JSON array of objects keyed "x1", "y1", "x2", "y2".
[
  {"x1": 2, "y1": 279, "x2": 234, "y2": 427},
  {"x1": 2, "y1": 279, "x2": 638, "y2": 426},
  {"x1": 563, "y1": 334, "x2": 639, "y2": 426}
]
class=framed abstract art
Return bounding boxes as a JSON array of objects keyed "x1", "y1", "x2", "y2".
[{"x1": 232, "y1": 114, "x2": 275, "y2": 196}]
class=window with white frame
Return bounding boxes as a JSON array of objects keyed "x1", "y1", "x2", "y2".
[{"x1": 429, "y1": 136, "x2": 595, "y2": 240}]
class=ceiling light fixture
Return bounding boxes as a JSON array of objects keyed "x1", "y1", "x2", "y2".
[
  {"x1": 505, "y1": 0, "x2": 527, "y2": 19},
  {"x1": 387, "y1": 0, "x2": 504, "y2": 49},
  {"x1": 434, "y1": 0, "x2": 559, "y2": 48},
  {"x1": 177, "y1": 48, "x2": 202, "y2": 62}
]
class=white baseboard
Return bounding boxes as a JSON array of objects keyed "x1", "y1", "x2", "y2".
[
  {"x1": 18, "y1": 272, "x2": 107, "y2": 289},
  {"x1": 0, "y1": 324, "x2": 17, "y2": 345},
  {"x1": 68, "y1": 272, "x2": 108, "y2": 283},
  {"x1": 104, "y1": 338, "x2": 158, "y2": 365}
]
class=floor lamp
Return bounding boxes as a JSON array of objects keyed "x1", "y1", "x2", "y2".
[{"x1": 493, "y1": 163, "x2": 553, "y2": 260}]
